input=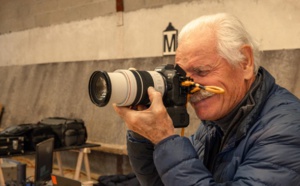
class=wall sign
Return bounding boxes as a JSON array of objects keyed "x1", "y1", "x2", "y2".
[{"x1": 163, "y1": 22, "x2": 178, "y2": 56}]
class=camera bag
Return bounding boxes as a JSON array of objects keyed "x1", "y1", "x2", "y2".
[
  {"x1": 38, "y1": 117, "x2": 87, "y2": 148},
  {"x1": 0, "y1": 123, "x2": 54, "y2": 151},
  {"x1": 25, "y1": 124, "x2": 55, "y2": 150}
]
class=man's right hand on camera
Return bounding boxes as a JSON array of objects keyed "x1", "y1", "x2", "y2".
[{"x1": 113, "y1": 87, "x2": 175, "y2": 145}]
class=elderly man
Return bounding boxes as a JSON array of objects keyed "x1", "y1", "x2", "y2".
[{"x1": 114, "y1": 13, "x2": 300, "y2": 185}]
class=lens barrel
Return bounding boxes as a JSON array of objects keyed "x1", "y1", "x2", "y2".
[{"x1": 88, "y1": 69, "x2": 166, "y2": 107}]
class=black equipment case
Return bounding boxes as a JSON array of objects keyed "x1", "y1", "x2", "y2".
[
  {"x1": 0, "y1": 123, "x2": 54, "y2": 151},
  {"x1": 38, "y1": 117, "x2": 87, "y2": 148},
  {"x1": 0, "y1": 136, "x2": 24, "y2": 156},
  {"x1": 0, "y1": 117, "x2": 87, "y2": 152}
]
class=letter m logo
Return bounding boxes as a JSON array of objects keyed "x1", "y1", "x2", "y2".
[{"x1": 163, "y1": 23, "x2": 178, "y2": 56}]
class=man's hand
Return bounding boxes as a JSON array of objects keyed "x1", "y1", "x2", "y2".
[{"x1": 113, "y1": 87, "x2": 175, "y2": 144}]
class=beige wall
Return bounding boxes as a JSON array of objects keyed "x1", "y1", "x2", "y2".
[{"x1": 0, "y1": 0, "x2": 299, "y2": 66}]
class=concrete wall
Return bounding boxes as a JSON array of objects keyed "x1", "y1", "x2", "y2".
[
  {"x1": 0, "y1": 0, "x2": 194, "y2": 34},
  {"x1": 0, "y1": 0, "x2": 115, "y2": 34},
  {"x1": 0, "y1": 0, "x2": 299, "y2": 66},
  {"x1": 0, "y1": 0, "x2": 300, "y2": 176}
]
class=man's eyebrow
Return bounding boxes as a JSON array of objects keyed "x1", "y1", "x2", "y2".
[{"x1": 190, "y1": 65, "x2": 213, "y2": 72}]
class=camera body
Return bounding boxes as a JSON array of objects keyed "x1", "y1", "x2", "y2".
[
  {"x1": 154, "y1": 64, "x2": 190, "y2": 128},
  {"x1": 88, "y1": 64, "x2": 192, "y2": 128}
]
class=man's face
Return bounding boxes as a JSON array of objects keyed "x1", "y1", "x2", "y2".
[{"x1": 176, "y1": 31, "x2": 251, "y2": 121}]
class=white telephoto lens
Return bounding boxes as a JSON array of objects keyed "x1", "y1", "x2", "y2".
[
  {"x1": 107, "y1": 70, "x2": 137, "y2": 106},
  {"x1": 106, "y1": 70, "x2": 165, "y2": 106}
]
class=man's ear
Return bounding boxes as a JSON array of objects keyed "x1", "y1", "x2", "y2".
[{"x1": 240, "y1": 45, "x2": 254, "y2": 80}]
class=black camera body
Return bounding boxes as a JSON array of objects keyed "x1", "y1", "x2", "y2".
[
  {"x1": 155, "y1": 64, "x2": 190, "y2": 128},
  {"x1": 88, "y1": 64, "x2": 192, "y2": 128}
]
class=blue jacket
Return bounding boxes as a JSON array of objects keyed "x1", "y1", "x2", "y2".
[{"x1": 127, "y1": 67, "x2": 300, "y2": 185}]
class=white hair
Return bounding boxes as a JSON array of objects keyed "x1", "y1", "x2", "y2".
[{"x1": 178, "y1": 13, "x2": 260, "y2": 74}]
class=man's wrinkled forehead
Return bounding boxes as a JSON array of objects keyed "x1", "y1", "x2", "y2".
[
  {"x1": 177, "y1": 27, "x2": 217, "y2": 55},
  {"x1": 176, "y1": 37, "x2": 217, "y2": 65}
]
